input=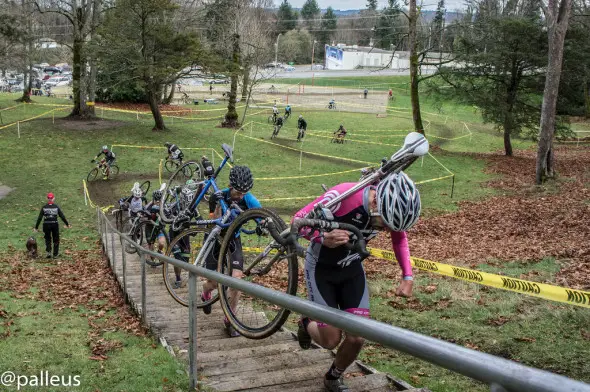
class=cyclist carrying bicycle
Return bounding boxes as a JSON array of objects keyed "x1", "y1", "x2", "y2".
[
  {"x1": 164, "y1": 142, "x2": 184, "y2": 162},
  {"x1": 284, "y1": 104, "x2": 292, "y2": 118},
  {"x1": 201, "y1": 166, "x2": 261, "y2": 337},
  {"x1": 297, "y1": 115, "x2": 307, "y2": 142},
  {"x1": 294, "y1": 172, "x2": 420, "y2": 392},
  {"x1": 91, "y1": 145, "x2": 116, "y2": 178},
  {"x1": 144, "y1": 189, "x2": 167, "y2": 256},
  {"x1": 119, "y1": 183, "x2": 147, "y2": 218}
]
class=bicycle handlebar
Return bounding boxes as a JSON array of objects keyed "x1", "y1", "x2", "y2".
[{"x1": 265, "y1": 218, "x2": 370, "y2": 259}]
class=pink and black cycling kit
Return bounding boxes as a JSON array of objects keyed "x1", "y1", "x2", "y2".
[{"x1": 293, "y1": 182, "x2": 412, "y2": 326}]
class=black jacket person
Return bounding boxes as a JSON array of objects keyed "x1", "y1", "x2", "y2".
[{"x1": 34, "y1": 193, "x2": 71, "y2": 258}]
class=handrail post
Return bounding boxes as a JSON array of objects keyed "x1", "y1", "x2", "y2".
[
  {"x1": 140, "y1": 250, "x2": 147, "y2": 323},
  {"x1": 188, "y1": 271, "x2": 198, "y2": 390},
  {"x1": 121, "y1": 235, "x2": 127, "y2": 298},
  {"x1": 110, "y1": 229, "x2": 116, "y2": 270},
  {"x1": 103, "y1": 216, "x2": 108, "y2": 260}
]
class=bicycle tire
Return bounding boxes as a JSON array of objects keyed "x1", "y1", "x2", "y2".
[
  {"x1": 163, "y1": 227, "x2": 221, "y2": 307},
  {"x1": 87, "y1": 168, "x2": 99, "y2": 182},
  {"x1": 109, "y1": 165, "x2": 119, "y2": 178},
  {"x1": 137, "y1": 220, "x2": 168, "y2": 267},
  {"x1": 164, "y1": 160, "x2": 179, "y2": 173},
  {"x1": 217, "y1": 207, "x2": 298, "y2": 339},
  {"x1": 160, "y1": 161, "x2": 203, "y2": 224},
  {"x1": 139, "y1": 180, "x2": 151, "y2": 195},
  {"x1": 124, "y1": 219, "x2": 142, "y2": 254},
  {"x1": 267, "y1": 115, "x2": 274, "y2": 124}
]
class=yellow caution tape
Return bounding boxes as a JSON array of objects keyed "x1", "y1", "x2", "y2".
[
  {"x1": 86, "y1": 101, "x2": 95, "y2": 106},
  {"x1": 82, "y1": 179, "x2": 96, "y2": 208},
  {"x1": 159, "y1": 159, "x2": 163, "y2": 186},
  {"x1": 0, "y1": 103, "x2": 22, "y2": 111},
  {"x1": 257, "y1": 168, "x2": 363, "y2": 181},
  {"x1": 237, "y1": 129, "x2": 375, "y2": 165},
  {"x1": 414, "y1": 174, "x2": 454, "y2": 185},
  {"x1": 368, "y1": 248, "x2": 590, "y2": 308},
  {"x1": 240, "y1": 243, "x2": 589, "y2": 308},
  {"x1": 0, "y1": 107, "x2": 67, "y2": 130},
  {"x1": 305, "y1": 131, "x2": 400, "y2": 147}
]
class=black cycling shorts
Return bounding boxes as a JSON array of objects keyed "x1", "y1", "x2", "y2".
[
  {"x1": 205, "y1": 235, "x2": 244, "y2": 271},
  {"x1": 304, "y1": 256, "x2": 370, "y2": 327}
]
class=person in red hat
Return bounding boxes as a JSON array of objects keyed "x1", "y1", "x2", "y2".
[{"x1": 34, "y1": 193, "x2": 71, "y2": 258}]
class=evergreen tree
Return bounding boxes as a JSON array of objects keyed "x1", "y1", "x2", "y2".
[
  {"x1": 367, "y1": 0, "x2": 378, "y2": 11},
  {"x1": 277, "y1": 0, "x2": 297, "y2": 33},
  {"x1": 301, "y1": 0, "x2": 320, "y2": 30}
]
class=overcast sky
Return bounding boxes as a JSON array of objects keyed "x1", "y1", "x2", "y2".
[{"x1": 283, "y1": 0, "x2": 467, "y2": 11}]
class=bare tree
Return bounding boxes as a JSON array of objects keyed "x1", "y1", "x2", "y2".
[
  {"x1": 535, "y1": 0, "x2": 573, "y2": 183},
  {"x1": 34, "y1": 0, "x2": 103, "y2": 118}
]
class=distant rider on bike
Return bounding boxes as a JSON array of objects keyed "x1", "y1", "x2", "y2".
[
  {"x1": 334, "y1": 124, "x2": 347, "y2": 143},
  {"x1": 328, "y1": 98, "x2": 336, "y2": 109},
  {"x1": 202, "y1": 166, "x2": 262, "y2": 337},
  {"x1": 164, "y1": 142, "x2": 184, "y2": 163},
  {"x1": 295, "y1": 172, "x2": 420, "y2": 392},
  {"x1": 91, "y1": 145, "x2": 116, "y2": 177},
  {"x1": 297, "y1": 115, "x2": 307, "y2": 142}
]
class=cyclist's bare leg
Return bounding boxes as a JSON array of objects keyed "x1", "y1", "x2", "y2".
[
  {"x1": 157, "y1": 236, "x2": 166, "y2": 252},
  {"x1": 307, "y1": 322, "x2": 364, "y2": 371},
  {"x1": 227, "y1": 269, "x2": 243, "y2": 312}
]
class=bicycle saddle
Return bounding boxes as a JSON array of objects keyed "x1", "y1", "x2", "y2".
[{"x1": 222, "y1": 143, "x2": 234, "y2": 163}]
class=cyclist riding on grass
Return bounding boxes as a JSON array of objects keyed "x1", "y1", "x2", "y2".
[
  {"x1": 272, "y1": 105, "x2": 279, "y2": 121},
  {"x1": 294, "y1": 172, "x2": 420, "y2": 392},
  {"x1": 91, "y1": 145, "x2": 116, "y2": 178},
  {"x1": 201, "y1": 166, "x2": 262, "y2": 337},
  {"x1": 164, "y1": 142, "x2": 184, "y2": 162},
  {"x1": 297, "y1": 115, "x2": 307, "y2": 142},
  {"x1": 284, "y1": 104, "x2": 292, "y2": 117},
  {"x1": 334, "y1": 124, "x2": 347, "y2": 142},
  {"x1": 328, "y1": 98, "x2": 336, "y2": 109}
]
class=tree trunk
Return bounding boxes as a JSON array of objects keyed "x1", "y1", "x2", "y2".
[
  {"x1": 536, "y1": 0, "x2": 573, "y2": 184},
  {"x1": 503, "y1": 113, "x2": 514, "y2": 156},
  {"x1": 584, "y1": 77, "x2": 590, "y2": 118},
  {"x1": 408, "y1": 0, "x2": 424, "y2": 135},
  {"x1": 147, "y1": 87, "x2": 166, "y2": 131},
  {"x1": 69, "y1": 35, "x2": 93, "y2": 118},
  {"x1": 86, "y1": 0, "x2": 101, "y2": 116},
  {"x1": 222, "y1": 33, "x2": 240, "y2": 128},
  {"x1": 162, "y1": 82, "x2": 176, "y2": 105},
  {"x1": 241, "y1": 65, "x2": 250, "y2": 100}
]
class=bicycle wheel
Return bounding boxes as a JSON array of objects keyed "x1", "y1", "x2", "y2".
[
  {"x1": 137, "y1": 220, "x2": 168, "y2": 267},
  {"x1": 124, "y1": 220, "x2": 142, "y2": 254},
  {"x1": 164, "y1": 160, "x2": 179, "y2": 173},
  {"x1": 217, "y1": 208, "x2": 298, "y2": 339},
  {"x1": 160, "y1": 161, "x2": 203, "y2": 224},
  {"x1": 267, "y1": 115, "x2": 274, "y2": 124},
  {"x1": 109, "y1": 165, "x2": 119, "y2": 178},
  {"x1": 163, "y1": 227, "x2": 221, "y2": 308},
  {"x1": 139, "y1": 180, "x2": 151, "y2": 195},
  {"x1": 87, "y1": 168, "x2": 99, "y2": 182}
]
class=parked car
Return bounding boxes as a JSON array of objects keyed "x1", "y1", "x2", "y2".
[
  {"x1": 311, "y1": 64, "x2": 325, "y2": 70},
  {"x1": 44, "y1": 76, "x2": 70, "y2": 87},
  {"x1": 283, "y1": 65, "x2": 295, "y2": 72}
]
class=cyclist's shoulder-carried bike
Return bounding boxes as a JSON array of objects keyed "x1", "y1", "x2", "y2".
[
  {"x1": 160, "y1": 144, "x2": 253, "y2": 308},
  {"x1": 215, "y1": 132, "x2": 430, "y2": 339}
]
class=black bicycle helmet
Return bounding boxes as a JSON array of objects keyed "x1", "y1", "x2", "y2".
[
  {"x1": 229, "y1": 166, "x2": 254, "y2": 193},
  {"x1": 152, "y1": 190, "x2": 162, "y2": 201},
  {"x1": 164, "y1": 142, "x2": 171, "y2": 148}
]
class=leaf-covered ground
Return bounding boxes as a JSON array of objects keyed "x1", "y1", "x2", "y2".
[{"x1": 370, "y1": 145, "x2": 590, "y2": 289}]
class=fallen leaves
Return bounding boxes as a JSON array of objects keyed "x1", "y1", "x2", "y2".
[
  {"x1": 371, "y1": 146, "x2": 590, "y2": 290},
  {"x1": 0, "y1": 248, "x2": 147, "y2": 360}
]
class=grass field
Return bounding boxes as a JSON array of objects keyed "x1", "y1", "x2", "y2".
[{"x1": 0, "y1": 83, "x2": 588, "y2": 392}]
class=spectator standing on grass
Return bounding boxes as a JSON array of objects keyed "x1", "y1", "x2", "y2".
[
  {"x1": 388, "y1": 89, "x2": 393, "y2": 100},
  {"x1": 34, "y1": 193, "x2": 71, "y2": 259},
  {"x1": 210, "y1": 84, "x2": 213, "y2": 95},
  {"x1": 363, "y1": 87, "x2": 368, "y2": 99}
]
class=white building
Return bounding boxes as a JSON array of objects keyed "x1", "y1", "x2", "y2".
[{"x1": 325, "y1": 44, "x2": 455, "y2": 71}]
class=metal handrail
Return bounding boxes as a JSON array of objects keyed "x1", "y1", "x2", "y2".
[{"x1": 97, "y1": 209, "x2": 590, "y2": 392}]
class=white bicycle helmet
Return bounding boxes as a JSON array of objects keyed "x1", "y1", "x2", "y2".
[
  {"x1": 133, "y1": 187, "x2": 143, "y2": 198},
  {"x1": 376, "y1": 171, "x2": 421, "y2": 232}
]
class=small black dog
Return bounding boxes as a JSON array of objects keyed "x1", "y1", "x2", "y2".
[{"x1": 26, "y1": 236, "x2": 38, "y2": 258}]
